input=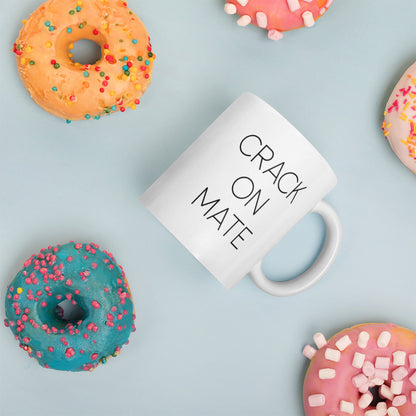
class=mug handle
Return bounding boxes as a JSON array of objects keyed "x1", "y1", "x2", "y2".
[{"x1": 248, "y1": 200, "x2": 342, "y2": 297}]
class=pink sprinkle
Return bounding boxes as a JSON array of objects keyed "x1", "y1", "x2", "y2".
[
  {"x1": 107, "y1": 314, "x2": 113, "y2": 320},
  {"x1": 106, "y1": 320, "x2": 114, "y2": 327},
  {"x1": 65, "y1": 347, "x2": 75, "y2": 358},
  {"x1": 66, "y1": 279, "x2": 73, "y2": 286},
  {"x1": 83, "y1": 333, "x2": 89, "y2": 339},
  {"x1": 36, "y1": 351, "x2": 42, "y2": 358},
  {"x1": 74, "y1": 289, "x2": 80, "y2": 295},
  {"x1": 66, "y1": 294, "x2": 72, "y2": 300},
  {"x1": 23, "y1": 337, "x2": 30, "y2": 343},
  {"x1": 91, "y1": 353, "x2": 98, "y2": 360},
  {"x1": 75, "y1": 243, "x2": 82, "y2": 249},
  {"x1": 21, "y1": 314, "x2": 28, "y2": 321},
  {"x1": 48, "y1": 346, "x2": 54, "y2": 352},
  {"x1": 117, "y1": 325, "x2": 122, "y2": 331},
  {"x1": 111, "y1": 306, "x2": 117, "y2": 312},
  {"x1": 117, "y1": 314, "x2": 123, "y2": 320},
  {"x1": 104, "y1": 287, "x2": 109, "y2": 293},
  {"x1": 87, "y1": 323, "x2": 94, "y2": 330},
  {"x1": 91, "y1": 263, "x2": 97, "y2": 269},
  {"x1": 91, "y1": 300, "x2": 100, "y2": 309},
  {"x1": 67, "y1": 256, "x2": 73, "y2": 262}
]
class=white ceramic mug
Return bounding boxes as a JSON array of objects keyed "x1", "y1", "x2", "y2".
[{"x1": 141, "y1": 93, "x2": 342, "y2": 297}]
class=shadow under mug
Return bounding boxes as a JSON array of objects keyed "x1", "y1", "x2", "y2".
[{"x1": 141, "y1": 93, "x2": 342, "y2": 297}]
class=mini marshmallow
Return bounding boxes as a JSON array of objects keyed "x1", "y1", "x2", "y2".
[
  {"x1": 352, "y1": 373, "x2": 368, "y2": 388},
  {"x1": 237, "y1": 15, "x2": 251, "y2": 26},
  {"x1": 409, "y1": 370, "x2": 416, "y2": 386},
  {"x1": 325, "y1": 348, "x2": 341, "y2": 362},
  {"x1": 302, "y1": 345, "x2": 317, "y2": 360},
  {"x1": 411, "y1": 391, "x2": 416, "y2": 404},
  {"x1": 370, "y1": 377, "x2": 384, "y2": 386},
  {"x1": 392, "y1": 366, "x2": 408, "y2": 381},
  {"x1": 380, "y1": 384, "x2": 394, "y2": 401},
  {"x1": 359, "y1": 382, "x2": 370, "y2": 393},
  {"x1": 286, "y1": 0, "x2": 300, "y2": 12},
  {"x1": 255, "y1": 12, "x2": 267, "y2": 28},
  {"x1": 224, "y1": 3, "x2": 237, "y2": 14},
  {"x1": 377, "y1": 402, "x2": 388, "y2": 416},
  {"x1": 358, "y1": 392, "x2": 373, "y2": 409},
  {"x1": 358, "y1": 331, "x2": 370, "y2": 348},
  {"x1": 364, "y1": 411, "x2": 379, "y2": 416},
  {"x1": 313, "y1": 332, "x2": 327, "y2": 349},
  {"x1": 267, "y1": 30, "x2": 283, "y2": 41},
  {"x1": 375, "y1": 357, "x2": 390, "y2": 369},
  {"x1": 392, "y1": 395, "x2": 406, "y2": 407},
  {"x1": 409, "y1": 354, "x2": 416, "y2": 369},
  {"x1": 302, "y1": 11, "x2": 315, "y2": 28},
  {"x1": 336, "y1": 335, "x2": 352, "y2": 351},
  {"x1": 235, "y1": 0, "x2": 248, "y2": 5},
  {"x1": 377, "y1": 402, "x2": 387, "y2": 416},
  {"x1": 308, "y1": 394, "x2": 325, "y2": 407},
  {"x1": 352, "y1": 352, "x2": 366, "y2": 369},
  {"x1": 374, "y1": 368, "x2": 389, "y2": 380},
  {"x1": 390, "y1": 380, "x2": 403, "y2": 395},
  {"x1": 319, "y1": 368, "x2": 336, "y2": 380},
  {"x1": 392, "y1": 351, "x2": 406, "y2": 366},
  {"x1": 363, "y1": 361, "x2": 376, "y2": 377},
  {"x1": 387, "y1": 407, "x2": 400, "y2": 416},
  {"x1": 340, "y1": 400, "x2": 354, "y2": 414},
  {"x1": 377, "y1": 331, "x2": 391, "y2": 348}
]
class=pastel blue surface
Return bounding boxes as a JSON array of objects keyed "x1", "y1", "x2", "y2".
[{"x1": 1, "y1": 0, "x2": 416, "y2": 414}]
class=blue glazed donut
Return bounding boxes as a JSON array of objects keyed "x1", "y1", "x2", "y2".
[{"x1": 4, "y1": 242, "x2": 135, "y2": 371}]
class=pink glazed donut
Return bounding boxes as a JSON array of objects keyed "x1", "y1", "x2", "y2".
[
  {"x1": 223, "y1": 0, "x2": 334, "y2": 41},
  {"x1": 302, "y1": 323, "x2": 416, "y2": 416},
  {"x1": 383, "y1": 61, "x2": 416, "y2": 174}
]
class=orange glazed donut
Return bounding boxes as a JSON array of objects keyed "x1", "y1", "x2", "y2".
[
  {"x1": 224, "y1": 0, "x2": 334, "y2": 41},
  {"x1": 13, "y1": 0, "x2": 155, "y2": 122},
  {"x1": 302, "y1": 323, "x2": 416, "y2": 416}
]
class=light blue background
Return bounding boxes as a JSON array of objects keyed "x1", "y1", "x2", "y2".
[{"x1": 1, "y1": 1, "x2": 416, "y2": 415}]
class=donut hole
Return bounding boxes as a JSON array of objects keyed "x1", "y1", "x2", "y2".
[
  {"x1": 69, "y1": 39, "x2": 102, "y2": 65},
  {"x1": 55, "y1": 299, "x2": 85, "y2": 324},
  {"x1": 368, "y1": 386, "x2": 386, "y2": 407}
]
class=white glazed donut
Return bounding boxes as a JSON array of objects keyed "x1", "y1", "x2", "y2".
[{"x1": 383, "y1": 61, "x2": 416, "y2": 174}]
